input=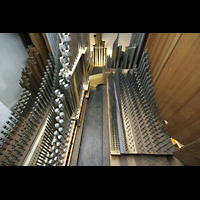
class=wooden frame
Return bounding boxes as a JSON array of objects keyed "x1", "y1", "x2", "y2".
[{"x1": 69, "y1": 98, "x2": 88, "y2": 166}]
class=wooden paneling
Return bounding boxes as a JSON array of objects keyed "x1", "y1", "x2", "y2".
[
  {"x1": 144, "y1": 33, "x2": 182, "y2": 85},
  {"x1": 145, "y1": 33, "x2": 200, "y2": 165},
  {"x1": 166, "y1": 92, "x2": 200, "y2": 145},
  {"x1": 154, "y1": 33, "x2": 200, "y2": 121}
]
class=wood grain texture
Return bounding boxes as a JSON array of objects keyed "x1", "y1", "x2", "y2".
[
  {"x1": 142, "y1": 33, "x2": 200, "y2": 164},
  {"x1": 154, "y1": 33, "x2": 200, "y2": 121},
  {"x1": 166, "y1": 92, "x2": 200, "y2": 145},
  {"x1": 144, "y1": 33, "x2": 182, "y2": 85}
]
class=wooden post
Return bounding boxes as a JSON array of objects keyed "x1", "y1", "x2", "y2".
[
  {"x1": 42, "y1": 33, "x2": 52, "y2": 54},
  {"x1": 72, "y1": 73, "x2": 80, "y2": 108}
]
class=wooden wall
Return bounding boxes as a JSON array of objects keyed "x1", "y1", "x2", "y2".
[{"x1": 144, "y1": 33, "x2": 200, "y2": 165}]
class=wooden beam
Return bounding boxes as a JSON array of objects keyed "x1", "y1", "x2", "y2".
[
  {"x1": 33, "y1": 52, "x2": 45, "y2": 73},
  {"x1": 29, "y1": 33, "x2": 49, "y2": 66},
  {"x1": 102, "y1": 85, "x2": 110, "y2": 166},
  {"x1": 80, "y1": 56, "x2": 85, "y2": 82},
  {"x1": 42, "y1": 33, "x2": 52, "y2": 54},
  {"x1": 70, "y1": 98, "x2": 88, "y2": 166},
  {"x1": 72, "y1": 73, "x2": 80, "y2": 108}
]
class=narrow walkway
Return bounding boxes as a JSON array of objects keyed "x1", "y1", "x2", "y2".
[
  {"x1": 77, "y1": 67, "x2": 103, "y2": 166},
  {"x1": 77, "y1": 85, "x2": 103, "y2": 166}
]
